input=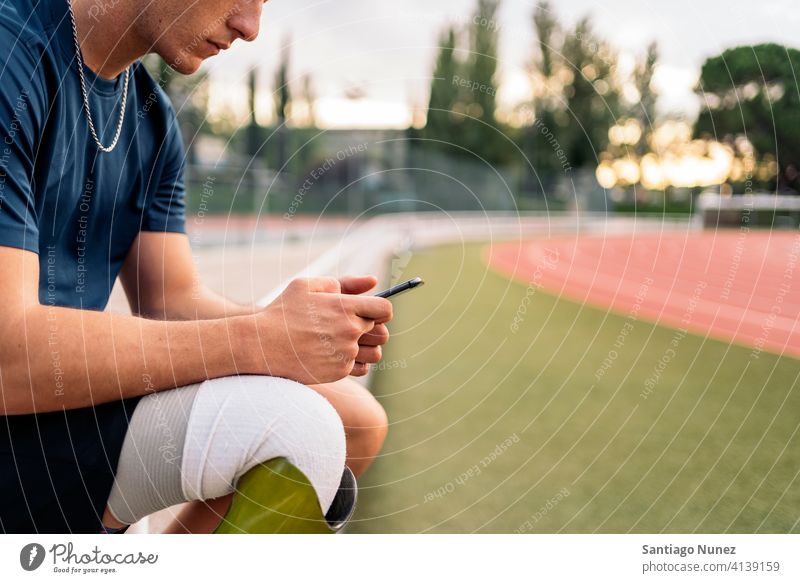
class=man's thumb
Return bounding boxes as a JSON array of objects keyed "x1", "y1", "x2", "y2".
[{"x1": 339, "y1": 275, "x2": 378, "y2": 295}]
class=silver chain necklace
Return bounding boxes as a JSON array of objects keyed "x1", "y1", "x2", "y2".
[{"x1": 67, "y1": 0, "x2": 130, "y2": 153}]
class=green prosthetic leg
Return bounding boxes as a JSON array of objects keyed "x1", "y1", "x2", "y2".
[{"x1": 214, "y1": 458, "x2": 357, "y2": 534}]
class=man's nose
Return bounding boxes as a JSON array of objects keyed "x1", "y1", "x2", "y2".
[{"x1": 229, "y1": 2, "x2": 262, "y2": 42}]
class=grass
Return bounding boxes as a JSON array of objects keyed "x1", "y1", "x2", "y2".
[{"x1": 349, "y1": 242, "x2": 800, "y2": 533}]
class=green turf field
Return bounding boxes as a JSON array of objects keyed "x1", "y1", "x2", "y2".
[{"x1": 350, "y1": 242, "x2": 800, "y2": 533}]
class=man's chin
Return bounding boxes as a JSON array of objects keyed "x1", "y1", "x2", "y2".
[{"x1": 166, "y1": 56, "x2": 204, "y2": 76}]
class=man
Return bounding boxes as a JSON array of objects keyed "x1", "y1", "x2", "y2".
[{"x1": 0, "y1": 0, "x2": 392, "y2": 533}]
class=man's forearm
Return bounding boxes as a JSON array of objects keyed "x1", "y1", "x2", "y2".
[
  {"x1": 158, "y1": 284, "x2": 261, "y2": 320},
  {"x1": 1, "y1": 304, "x2": 253, "y2": 415}
]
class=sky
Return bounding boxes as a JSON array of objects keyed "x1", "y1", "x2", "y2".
[{"x1": 202, "y1": 0, "x2": 800, "y2": 129}]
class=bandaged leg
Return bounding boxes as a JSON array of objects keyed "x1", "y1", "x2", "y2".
[{"x1": 106, "y1": 375, "x2": 348, "y2": 528}]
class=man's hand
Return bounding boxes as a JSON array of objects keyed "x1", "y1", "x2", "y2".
[
  {"x1": 339, "y1": 275, "x2": 392, "y2": 377},
  {"x1": 243, "y1": 276, "x2": 393, "y2": 384},
  {"x1": 120, "y1": 233, "x2": 393, "y2": 385}
]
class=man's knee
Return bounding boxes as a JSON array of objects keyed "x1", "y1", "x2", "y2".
[
  {"x1": 308, "y1": 378, "x2": 388, "y2": 474},
  {"x1": 108, "y1": 375, "x2": 349, "y2": 526},
  {"x1": 347, "y1": 395, "x2": 388, "y2": 460},
  {"x1": 181, "y1": 375, "x2": 347, "y2": 513}
]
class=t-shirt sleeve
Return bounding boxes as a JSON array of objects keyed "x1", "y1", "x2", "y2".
[
  {"x1": 141, "y1": 109, "x2": 187, "y2": 234},
  {"x1": 0, "y1": 28, "x2": 47, "y2": 254}
]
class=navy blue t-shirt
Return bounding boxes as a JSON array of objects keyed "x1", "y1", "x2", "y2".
[
  {"x1": 0, "y1": 0, "x2": 187, "y2": 532},
  {"x1": 0, "y1": 0, "x2": 186, "y2": 310}
]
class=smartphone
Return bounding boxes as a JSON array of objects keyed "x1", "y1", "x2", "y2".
[{"x1": 375, "y1": 277, "x2": 425, "y2": 299}]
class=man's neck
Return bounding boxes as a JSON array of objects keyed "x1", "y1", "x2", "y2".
[{"x1": 70, "y1": 0, "x2": 146, "y2": 80}]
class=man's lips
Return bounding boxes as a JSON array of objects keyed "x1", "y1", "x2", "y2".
[{"x1": 208, "y1": 40, "x2": 231, "y2": 52}]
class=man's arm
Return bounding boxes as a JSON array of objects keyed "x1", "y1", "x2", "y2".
[
  {"x1": 0, "y1": 245, "x2": 244, "y2": 415},
  {"x1": 119, "y1": 231, "x2": 257, "y2": 320},
  {"x1": 0, "y1": 244, "x2": 392, "y2": 416},
  {"x1": 119, "y1": 231, "x2": 392, "y2": 375}
]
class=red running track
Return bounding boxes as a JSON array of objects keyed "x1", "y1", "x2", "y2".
[{"x1": 485, "y1": 231, "x2": 800, "y2": 359}]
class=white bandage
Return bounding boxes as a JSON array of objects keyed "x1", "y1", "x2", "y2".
[
  {"x1": 180, "y1": 375, "x2": 347, "y2": 514},
  {"x1": 107, "y1": 375, "x2": 347, "y2": 525}
]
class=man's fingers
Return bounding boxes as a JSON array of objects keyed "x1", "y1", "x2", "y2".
[
  {"x1": 346, "y1": 295, "x2": 393, "y2": 323},
  {"x1": 350, "y1": 362, "x2": 370, "y2": 377},
  {"x1": 360, "y1": 323, "x2": 390, "y2": 346},
  {"x1": 339, "y1": 275, "x2": 378, "y2": 295},
  {"x1": 356, "y1": 345, "x2": 381, "y2": 364}
]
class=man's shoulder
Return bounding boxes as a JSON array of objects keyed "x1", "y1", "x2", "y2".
[
  {"x1": 0, "y1": 0, "x2": 48, "y2": 49},
  {"x1": 0, "y1": 0, "x2": 51, "y2": 109}
]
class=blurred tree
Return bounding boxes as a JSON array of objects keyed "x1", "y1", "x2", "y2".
[
  {"x1": 420, "y1": 26, "x2": 460, "y2": 152},
  {"x1": 288, "y1": 73, "x2": 321, "y2": 190},
  {"x1": 240, "y1": 65, "x2": 267, "y2": 212},
  {"x1": 527, "y1": 2, "x2": 623, "y2": 173},
  {"x1": 420, "y1": 0, "x2": 513, "y2": 164},
  {"x1": 532, "y1": 1, "x2": 557, "y2": 86},
  {"x1": 267, "y1": 54, "x2": 327, "y2": 213},
  {"x1": 631, "y1": 41, "x2": 658, "y2": 156},
  {"x1": 457, "y1": 0, "x2": 509, "y2": 163},
  {"x1": 526, "y1": 1, "x2": 560, "y2": 177},
  {"x1": 245, "y1": 66, "x2": 262, "y2": 160},
  {"x1": 272, "y1": 39, "x2": 292, "y2": 171},
  {"x1": 559, "y1": 17, "x2": 620, "y2": 168},
  {"x1": 694, "y1": 43, "x2": 800, "y2": 192},
  {"x1": 456, "y1": 0, "x2": 501, "y2": 161},
  {"x1": 300, "y1": 73, "x2": 316, "y2": 128}
]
